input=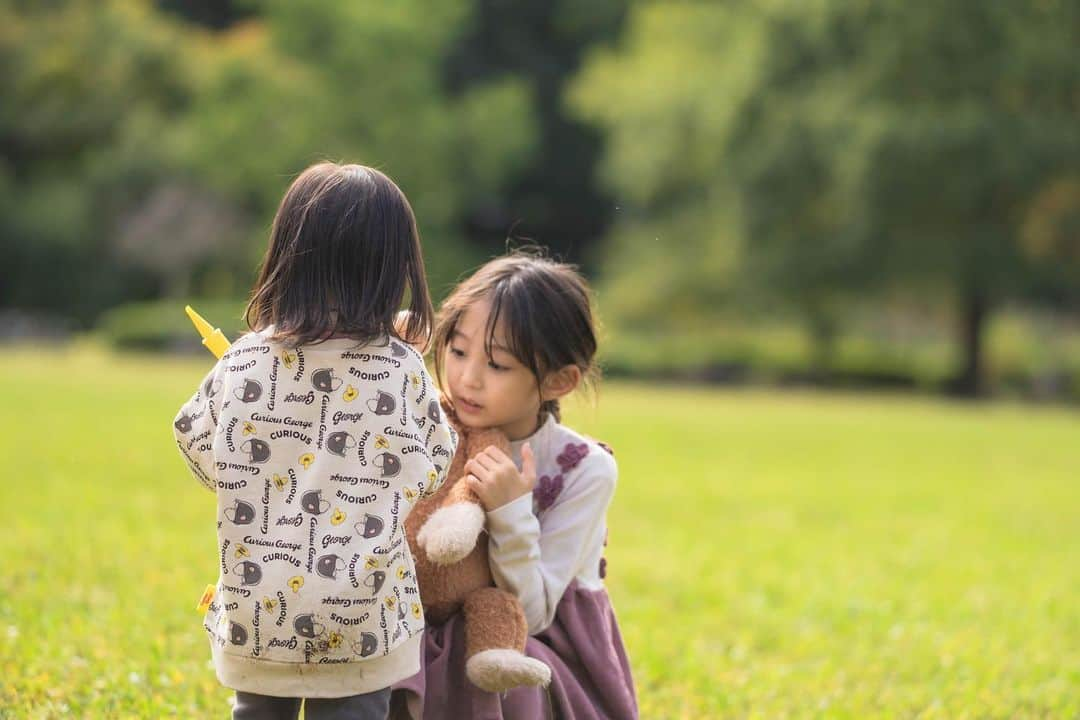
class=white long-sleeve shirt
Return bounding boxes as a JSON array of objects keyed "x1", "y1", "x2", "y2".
[{"x1": 485, "y1": 413, "x2": 617, "y2": 634}]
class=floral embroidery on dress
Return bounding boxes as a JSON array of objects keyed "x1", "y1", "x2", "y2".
[
  {"x1": 534, "y1": 473, "x2": 565, "y2": 511},
  {"x1": 600, "y1": 530, "x2": 609, "y2": 577},
  {"x1": 556, "y1": 442, "x2": 589, "y2": 473}
]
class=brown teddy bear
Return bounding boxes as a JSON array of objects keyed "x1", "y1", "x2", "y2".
[{"x1": 407, "y1": 396, "x2": 551, "y2": 692}]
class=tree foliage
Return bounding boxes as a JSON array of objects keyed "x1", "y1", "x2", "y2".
[
  {"x1": 571, "y1": 0, "x2": 1080, "y2": 391},
  {"x1": 1, "y1": 0, "x2": 539, "y2": 322}
]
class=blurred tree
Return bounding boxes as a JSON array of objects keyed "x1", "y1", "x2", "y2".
[
  {"x1": 568, "y1": 5, "x2": 774, "y2": 334},
  {"x1": 0, "y1": 0, "x2": 205, "y2": 324},
  {"x1": 836, "y1": 1, "x2": 1080, "y2": 395},
  {"x1": 1017, "y1": 175, "x2": 1080, "y2": 335},
  {"x1": 112, "y1": 182, "x2": 244, "y2": 298},
  {"x1": 442, "y1": 0, "x2": 629, "y2": 267},
  {"x1": 155, "y1": 0, "x2": 252, "y2": 29},
  {"x1": 1, "y1": 0, "x2": 541, "y2": 326},
  {"x1": 156, "y1": 0, "x2": 627, "y2": 271},
  {"x1": 572, "y1": 0, "x2": 1080, "y2": 394},
  {"x1": 172, "y1": 0, "x2": 539, "y2": 296}
]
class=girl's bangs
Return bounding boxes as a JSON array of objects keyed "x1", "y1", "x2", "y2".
[{"x1": 483, "y1": 281, "x2": 528, "y2": 367}]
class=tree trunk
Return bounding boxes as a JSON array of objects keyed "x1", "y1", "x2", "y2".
[{"x1": 952, "y1": 292, "x2": 988, "y2": 397}]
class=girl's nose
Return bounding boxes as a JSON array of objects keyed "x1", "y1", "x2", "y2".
[{"x1": 461, "y1": 360, "x2": 483, "y2": 389}]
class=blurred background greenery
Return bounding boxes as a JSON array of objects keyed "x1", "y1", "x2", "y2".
[{"x1": 3, "y1": 0, "x2": 1080, "y2": 401}]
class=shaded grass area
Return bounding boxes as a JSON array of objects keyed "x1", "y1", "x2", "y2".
[
  {"x1": 601, "y1": 311, "x2": 1080, "y2": 403},
  {"x1": 92, "y1": 299, "x2": 1080, "y2": 402},
  {"x1": 1, "y1": 345, "x2": 1077, "y2": 717}
]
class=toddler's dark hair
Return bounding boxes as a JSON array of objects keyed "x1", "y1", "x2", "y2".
[
  {"x1": 432, "y1": 250, "x2": 599, "y2": 421},
  {"x1": 245, "y1": 162, "x2": 432, "y2": 348}
]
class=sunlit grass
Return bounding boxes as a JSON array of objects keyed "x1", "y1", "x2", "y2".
[{"x1": 1, "y1": 345, "x2": 1077, "y2": 718}]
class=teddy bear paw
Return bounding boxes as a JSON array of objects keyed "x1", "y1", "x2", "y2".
[
  {"x1": 417, "y1": 502, "x2": 486, "y2": 565},
  {"x1": 466, "y1": 649, "x2": 552, "y2": 692}
]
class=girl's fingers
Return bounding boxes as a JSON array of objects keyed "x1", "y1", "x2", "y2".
[
  {"x1": 465, "y1": 459, "x2": 490, "y2": 480},
  {"x1": 463, "y1": 474, "x2": 484, "y2": 498},
  {"x1": 483, "y1": 446, "x2": 522, "y2": 477},
  {"x1": 483, "y1": 446, "x2": 512, "y2": 465},
  {"x1": 471, "y1": 452, "x2": 498, "y2": 472},
  {"x1": 521, "y1": 443, "x2": 536, "y2": 487}
]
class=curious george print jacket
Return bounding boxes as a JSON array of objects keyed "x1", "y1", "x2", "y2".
[{"x1": 172, "y1": 328, "x2": 457, "y2": 697}]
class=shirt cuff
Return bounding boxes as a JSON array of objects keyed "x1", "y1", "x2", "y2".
[{"x1": 486, "y1": 492, "x2": 535, "y2": 535}]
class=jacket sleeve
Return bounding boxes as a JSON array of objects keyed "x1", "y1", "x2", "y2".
[
  {"x1": 172, "y1": 364, "x2": 223, "y2": 492},
  {"x1": 421, "y1": 390, "x2": 458, "y2": 497},
  {"x1": 485, "y1": 448, "x2": 617, "y2": 634}
]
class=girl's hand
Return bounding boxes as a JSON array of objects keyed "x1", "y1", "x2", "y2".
[{"x1": 465, "y1": 443, "x2": 536, "y2": 512}]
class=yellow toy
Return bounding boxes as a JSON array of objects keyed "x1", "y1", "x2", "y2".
[{"x1": 185, "y1": 305, "x2": 231, "y2": 359}]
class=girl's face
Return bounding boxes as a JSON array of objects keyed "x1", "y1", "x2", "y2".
[{"x1": 443, "y1": 297, "x2": 545, "y2": 441}]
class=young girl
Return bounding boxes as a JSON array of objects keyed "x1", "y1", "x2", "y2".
[
  {"x1": 391, "y1": 253, "x2": 638, "y2": 719},
  {"x1": 172, "y1": 162, "x2": 457, "y2": 720}
]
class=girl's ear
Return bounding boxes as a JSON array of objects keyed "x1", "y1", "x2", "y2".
[{"x1": 541, "y1": 365, "x2": 582, "y2": 402}]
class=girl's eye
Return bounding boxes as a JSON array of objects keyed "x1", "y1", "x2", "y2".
[
  {"x1": 449, "y1": 347, "x2": 465, "y2": 358},
  {"x1": 487, "y1": 360, "x2": 506, "y2": 371}
]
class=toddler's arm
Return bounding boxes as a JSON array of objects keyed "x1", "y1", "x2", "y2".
[
  {"x1": 421, "y1": 391, "x2": 458, "y2": 498},
  {"x1": 172, "y1": 363, "x2": 222, "y2": 492},
  {"x1": 485, "y1": 448, "x2": 616, "y2": 634}
]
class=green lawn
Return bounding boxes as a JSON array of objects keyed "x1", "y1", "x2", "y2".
[{"x1": 1, "y1": 345, "x2": 1077, "y2": 718}]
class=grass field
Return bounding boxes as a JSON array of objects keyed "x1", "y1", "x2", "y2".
[{"x1": 1, "y1": 344, "x2": 1077, "y2": 718}]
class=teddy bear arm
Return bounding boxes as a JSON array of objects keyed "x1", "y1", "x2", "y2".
[
  {"x1": 443, "y1": 475, "x2": 483, "y2": 509},
  {"x1": 418, "y1": 465, "x2": 486, "y2": 565},
  {"x1": 463, "y1": 587, "x2": 528, "y2": 656}
]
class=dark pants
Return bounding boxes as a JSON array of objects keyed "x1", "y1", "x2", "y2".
[{"x1": 232, "y1": 688, "x2": 391, "y2": 720}]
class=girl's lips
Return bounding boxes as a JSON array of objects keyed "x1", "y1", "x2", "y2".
[{"x1": 458, "y1": 398, "x2": 483, "y2": 414}]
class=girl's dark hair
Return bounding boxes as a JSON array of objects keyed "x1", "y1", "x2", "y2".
[
  {"x1": 432, "y1": 250, "x2": 600, "y2": 422},
  {"x1": 245, "y1": 162, "x2": 432, "y2": 349}
]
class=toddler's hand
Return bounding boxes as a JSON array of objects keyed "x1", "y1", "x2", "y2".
[{"x1": 465, "y1": 443, "x2": 536, "y2": 512}]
